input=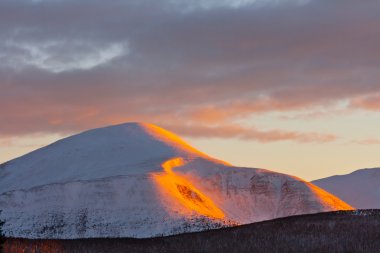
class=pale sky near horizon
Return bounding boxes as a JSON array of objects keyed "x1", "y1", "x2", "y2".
[{"x1": 1, "y1": 0, "x2": 380, "y2": 181}]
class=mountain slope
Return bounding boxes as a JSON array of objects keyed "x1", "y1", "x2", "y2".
[
  {"x1": 0, "y1": 122, "x2": 352, "y2": 239},
  {"x1": 0, "y1": 122, "x2": 225, "y2": 192},
  {"x1": 312, "y1": 168, "x2": 380, "y2": 209}
]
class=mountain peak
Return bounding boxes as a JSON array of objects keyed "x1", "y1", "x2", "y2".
[
  {"x1": 0, "y1": 122, "x2": 227, "y2": 193},
  {"x1": 0, "y1": 122, "x2": 353, "y2": 239},
  {"x1": 97, "y1": 122, "x2": 209, "y2": 158}
]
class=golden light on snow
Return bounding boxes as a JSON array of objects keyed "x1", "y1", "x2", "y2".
[
  {"x1": 306, "y1": 181, "x2": 354, "y2": 210},
  {"x1": 289, "y1": 175, "x2": 354, "y2": 210},
  {"x1": 153, "y1": 157, "x2": 225, "y2": 219}
]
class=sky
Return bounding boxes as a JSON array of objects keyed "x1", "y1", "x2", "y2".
[{"x1": 1, "y1": 0, "x2": 380, "y2": 181}]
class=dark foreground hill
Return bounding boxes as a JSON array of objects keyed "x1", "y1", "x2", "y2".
[{"x1": 4, "y1": 210, "x2": 380, "y2": 253}]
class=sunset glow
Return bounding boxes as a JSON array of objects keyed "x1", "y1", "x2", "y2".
[
  {"x1": 153, "y1": 157, "x2": 225, "y2": 219},
  {"x1": 1, "y1": 0, "x2": 380, "y2": 181},
  {"x1": 290, "y1": 176, "x2": 354, "y2": 210},
  {"x1": 1, "y1": 1, "x2": 379, "y2": 252}
]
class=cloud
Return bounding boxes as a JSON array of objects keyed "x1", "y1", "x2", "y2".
[
  {"x1": 350, "y1": 94, "x2": 380, "y2": 111},
  {"x1": 165, "y1": 123, "x2": 337, "y2": 143},
  {"x1": 2, "y1": 40, "x2": 128, "y2": 73},
  {"x1": 0, "y1": 0, "x2": 379, "y2": 142},
  {"x1": 353, "y1": 138, "x2": 380, "y2": 145},
  {"x1": 168, "y1": 0, "x2": 311, "y2": 11}
]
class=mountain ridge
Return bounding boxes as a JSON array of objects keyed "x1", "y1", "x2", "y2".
[{"x1": 0, "y1": 122, "x2": 352, "y2": 239}]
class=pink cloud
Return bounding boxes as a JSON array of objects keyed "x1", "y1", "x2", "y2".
[
  {"x1": 164, "y1": 123, "x2": 337, "y2": 143},
  {"x1": 353, "y1": 138, "x2": 380, "y2": 145},
  {"x1": 350, "y1": 94, "x2": 380, "y2": 111},
  {"x1": 0, "y1": 0, "x2": 379, "y2": 144}
]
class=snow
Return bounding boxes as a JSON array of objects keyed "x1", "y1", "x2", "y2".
[
  {"x1": 0, "y1": 122, "x2": 352, "y2": 239},
  {"x1": 0, "y1": 122, "x2": 219, "y2": 192},
  {"x1": 312, "y1": 168, "x2": 380, "y2": 209}
]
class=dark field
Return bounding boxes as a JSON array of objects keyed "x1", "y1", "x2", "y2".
[{"x1": 4, "y1": 210, "x2": 380, "y2": 253}]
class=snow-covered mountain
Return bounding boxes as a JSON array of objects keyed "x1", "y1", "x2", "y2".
[
  {"x1": 312, "y1": 168, "x2": 380, "y2": 209},
  {"x1": 0, "y1": 122, "x2": 352, "y2": 239}
]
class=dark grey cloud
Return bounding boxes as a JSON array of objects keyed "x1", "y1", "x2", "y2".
[{"x1": 0, "y1": 0, "x2": 379, "y2": 142}]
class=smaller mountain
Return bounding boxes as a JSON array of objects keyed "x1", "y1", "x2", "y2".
[{"x1": 312, "y1": 168, "x2": 380, "y2": 209}]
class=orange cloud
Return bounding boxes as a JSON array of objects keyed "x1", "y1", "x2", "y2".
[
  {"x1": 350, "y1": 94, "x2": 380, "y2": 111},
  {"x1": 1, "y1": 0, "x2": 379, "y2": 145},
  {"x1": 0, "y1": 100, "x2": 339, "y2": 144},
  {"x1": 164, "y1": 123, "x2": 337, "y2": 143},
  {"x1": 353, "y1": 138, "x2": 380, "y2": 145}
]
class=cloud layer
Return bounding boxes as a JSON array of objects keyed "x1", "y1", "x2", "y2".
[{"x1": 1, "y1": 0, "x2": 379, "y2": 143}]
